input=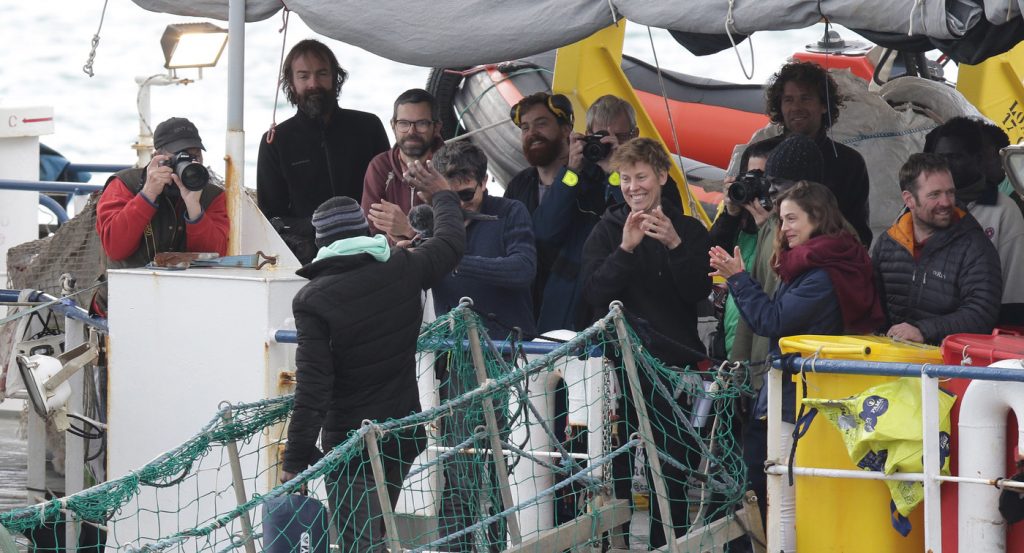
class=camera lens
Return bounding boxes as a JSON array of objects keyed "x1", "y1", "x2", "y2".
[
  {"x1": 177, "y1": 162, "x2": 209, "y2": 191},
  {"x1": 728, "y1": 180, "x2": 753, "y2": 204},
  {"x1": 582, "y1": 132, "x2": 612, "y2": 163}
]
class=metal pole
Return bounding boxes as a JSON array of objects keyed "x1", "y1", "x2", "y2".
[
  {"x1": 363, "y1": 424, "x2": 403, "y2": 553},
  {"x1": 920, "y1": 371, "x2": 942, "y2": 553},
  {"x1": 611, "y1": 310, "x2": 679, "y2": 553},
  {"x1": 764, "y1": 366, "x2": 783, "y2": 553},
  {"x1": 463, "y1": 310, "x2": 523, "y2": 544},
  {"x1": 226, "y1": 0, "x2": 246, "y2": 256},
  {"x1": 221, "y1": 406, "x2": 257, "y2": 553},
  {"x1": 62, "y1": 276, "x2": 85, "y2": 550},
  {"x1": 135, "y1": 76, "x2": 154, "y2": 168}
]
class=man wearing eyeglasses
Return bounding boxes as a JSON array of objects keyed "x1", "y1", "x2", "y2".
[
  {"x1": 258, "y1": 39, "x2": 390, "y2": 264},
  {"x1": 362, "y1": 88, "x2": 445, "y2": 243},
  {"x1": 570, "y1": 95, "x2": 685, "y2": 216}
]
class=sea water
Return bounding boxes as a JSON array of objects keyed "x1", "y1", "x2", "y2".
[{"x1": 0, "y1": 2, "x2": 952, "y2": 192}]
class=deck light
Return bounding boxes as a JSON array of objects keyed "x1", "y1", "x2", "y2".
[{"x1": 160, "y1": 22, "x2": 228, "y2": 70}]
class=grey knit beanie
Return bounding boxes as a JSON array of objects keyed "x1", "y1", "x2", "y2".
[
  {"x1": 765, "y1": 134, "x2": 824, "y2": 183},
  {"x1": 311, "y1": 196, "x2": 369, "y2": 247}
]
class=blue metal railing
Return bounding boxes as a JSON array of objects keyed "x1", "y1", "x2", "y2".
[
  {"x1": 38, "y1": 193, "x2": 69, "y2": 224},
  {"x1": 0, "y1": 179, "x2": 103, "y2": 195},
  {"x1": 0, "y1": 163, "x2": 130, "y2": 228},
  {"x1": 272, "y1": 329, "x2": 572, "y2": 356},
  {"x1": 0, "y1": 289, "x2": 108, "y2": 332},
  {"x1": 773, "y1": 355, "x2": 1024, "y2": 383}
]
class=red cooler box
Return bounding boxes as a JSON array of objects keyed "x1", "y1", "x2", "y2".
[{"x1": 940, "y1": 330, "x2": 1024, "y2": 553}]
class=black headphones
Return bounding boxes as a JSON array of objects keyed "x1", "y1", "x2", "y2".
[{"x1": 510, "y1": 93, "x2": 574, "y2": 127}]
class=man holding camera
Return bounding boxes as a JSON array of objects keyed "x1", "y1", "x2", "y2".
[
  {"x1": 96, "y1": 117, "x2": 228, "y2": 272},
  {"x1": 571, "y1": 95, "x2": 684, "y2": 212}
]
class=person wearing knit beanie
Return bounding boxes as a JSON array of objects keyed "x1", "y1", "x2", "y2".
[
  {"x1": 283, "y1": 162, "x2": 465, "y2": 553},
  {"x1": 765, "y1": 133, "x2": 824, "y2": 185},
  {"x1": 311, "y1": 196, "x2": 370, "y2": 247}
]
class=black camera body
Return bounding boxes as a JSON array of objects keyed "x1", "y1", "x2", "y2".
[
  {"x1": 581, "y1": 130, "x2": 612, "y2": 163},
  {"x1": 161, "y1": 151, "x2": 209, "y2": 191},
  {"x1": 728, "y1": 169, "x2": 771, "y2": 209}
]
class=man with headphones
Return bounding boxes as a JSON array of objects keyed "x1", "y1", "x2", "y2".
[{"x1": 504, "y1": 92, "x2": 597, "y2": 333}]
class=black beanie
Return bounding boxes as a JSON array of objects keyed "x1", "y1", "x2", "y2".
[
  {"x1": 311, "y1": 196, "x2": 369, "y2": 247},
  {"x1": 765, "y1": 134, "x2": 824, "y2": 183}
]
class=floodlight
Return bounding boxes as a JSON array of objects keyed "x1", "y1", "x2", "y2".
[{"x1": 160, "y1": 22, "x2": 228, "y2": 70}]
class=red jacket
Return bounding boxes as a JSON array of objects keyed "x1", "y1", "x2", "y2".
[
  {"x1": 360, "y1": 147, "x2": 428, "y2": 236},
  {"x1": 96, "y1": 174, "x2": 228, "y2": 266}
]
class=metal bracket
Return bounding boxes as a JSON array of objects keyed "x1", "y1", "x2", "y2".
[{"x1": 150, "y1": 251, "x2": 279, "y2": 269}]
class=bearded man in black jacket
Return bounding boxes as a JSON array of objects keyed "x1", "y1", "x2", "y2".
[
  {"x1": 258, "y1": 39, "x2": 390, "y2": 263},
  {"x1": 279, "y1": 160, "x2": 463, "y2": 552}
]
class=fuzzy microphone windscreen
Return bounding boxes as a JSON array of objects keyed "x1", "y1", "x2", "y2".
[{"x1": 408, "y1": 204, "x2": 434, "y2": 238}]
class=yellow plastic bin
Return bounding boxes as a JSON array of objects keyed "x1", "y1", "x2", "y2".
[{"x1": 777, "y1": 335, "x2": 942, "y2": 553}]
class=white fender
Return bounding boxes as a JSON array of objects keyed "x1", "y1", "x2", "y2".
[{"x1": 958, "y1": 358, "x2": 1024, "y2": 553}]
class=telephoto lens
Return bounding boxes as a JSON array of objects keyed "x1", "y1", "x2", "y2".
[{"x1": 169, "y1": 151, "x2": 210, "y2": 191}]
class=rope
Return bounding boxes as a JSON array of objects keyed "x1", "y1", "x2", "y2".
[
  {"x1": 908, "y1": 0, "x2": 925, "y2": 36},
  {"x1": 82, "y1": 0, "x2": 109, "y2": 77},
  {"x1": 724, "y1": 0, "x2": 755, "y2": 80},
  {"x1": 265, "y1": 7, "x2": 292, "y2": 145},
  {"x1": 645, "y1": 26, "x2": 700, "y2": 219}
]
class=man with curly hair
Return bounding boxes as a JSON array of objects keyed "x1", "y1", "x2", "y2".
[{"x1": 764, "y1": 61, "x2": 872, "y2": 245}]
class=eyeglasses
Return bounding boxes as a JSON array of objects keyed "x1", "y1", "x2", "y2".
[
  {"x1": 456, "y1": 187, "x2": 478, "y2": 202},
  {"x1": 609, "y1": 129, "x2": 638, "y2": 144},
  {"x1": 394, "y1": 119, "x2": 434, "y2": 132}
]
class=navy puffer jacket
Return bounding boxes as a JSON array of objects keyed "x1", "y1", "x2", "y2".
[{"x1": 871, "y1": 209, "x2": 1001, "y2": 344}]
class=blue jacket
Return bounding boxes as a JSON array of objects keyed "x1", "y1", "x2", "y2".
[
  {"x1": 505, "y1": 164, "x2": 619, "y2": 332},
  {"x1": 432, "y1": 194, "x2": 537, "y2": 338},
  {"x1": 728, "y1": 268, "x2": 843, "y2": 421}
]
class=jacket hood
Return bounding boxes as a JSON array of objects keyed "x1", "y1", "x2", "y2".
[{"x1": 296, "y1": 235, "x2": 393, "y2": 280}]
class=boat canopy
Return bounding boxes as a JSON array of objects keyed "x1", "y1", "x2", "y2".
[{"x1": 132, "y1": 0, "x2": 1023, "y2": 66}]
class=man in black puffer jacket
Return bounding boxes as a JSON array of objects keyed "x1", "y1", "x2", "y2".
[
  {"x1": 873, "y1": 153, "x2": 1001, "y2": 345},
  {"x1": 280, "y1": 160, "x2": 463, "y2": 552}
]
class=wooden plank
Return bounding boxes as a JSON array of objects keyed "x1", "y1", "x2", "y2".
[
  {"x1": 503, "y1": 499, "x2": 631, "y2": 553},
  {"x1": 607, "y1": 497, "x2": 764, "y2": 553}
]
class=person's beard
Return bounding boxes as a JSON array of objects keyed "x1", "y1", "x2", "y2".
[
  {"x1": 523, "y1": 135, "x2": 562, "y2": 167},
  {"x1": 398, "y1": 135, "x2": 428, "y2": 158},
  {"x1": 297, "y1": 88, "x2": 334, "y2": 119}
]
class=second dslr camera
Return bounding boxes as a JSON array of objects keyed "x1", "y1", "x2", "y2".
[{"x1": 727, "y1": 169, "x2": 772, "y2": 210}]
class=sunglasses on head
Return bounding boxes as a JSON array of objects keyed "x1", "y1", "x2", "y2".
[{"x1": 456, "y1": 188, "x2": 478, "y2": 202}]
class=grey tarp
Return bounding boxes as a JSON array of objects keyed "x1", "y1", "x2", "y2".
[{"x1": 131, "y1": 0, "x2": 995, "y2": 67}]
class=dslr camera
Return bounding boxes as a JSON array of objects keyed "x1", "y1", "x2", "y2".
[
  {"x1": 727, "y1": 169, "x2": 772, "y2": 210},
  {"x1": 161, "y1": 151, "x2": 210, "y2": 191},
  {"x1": 581, "y1": 130, "x2": 612, "y2": 163}
]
